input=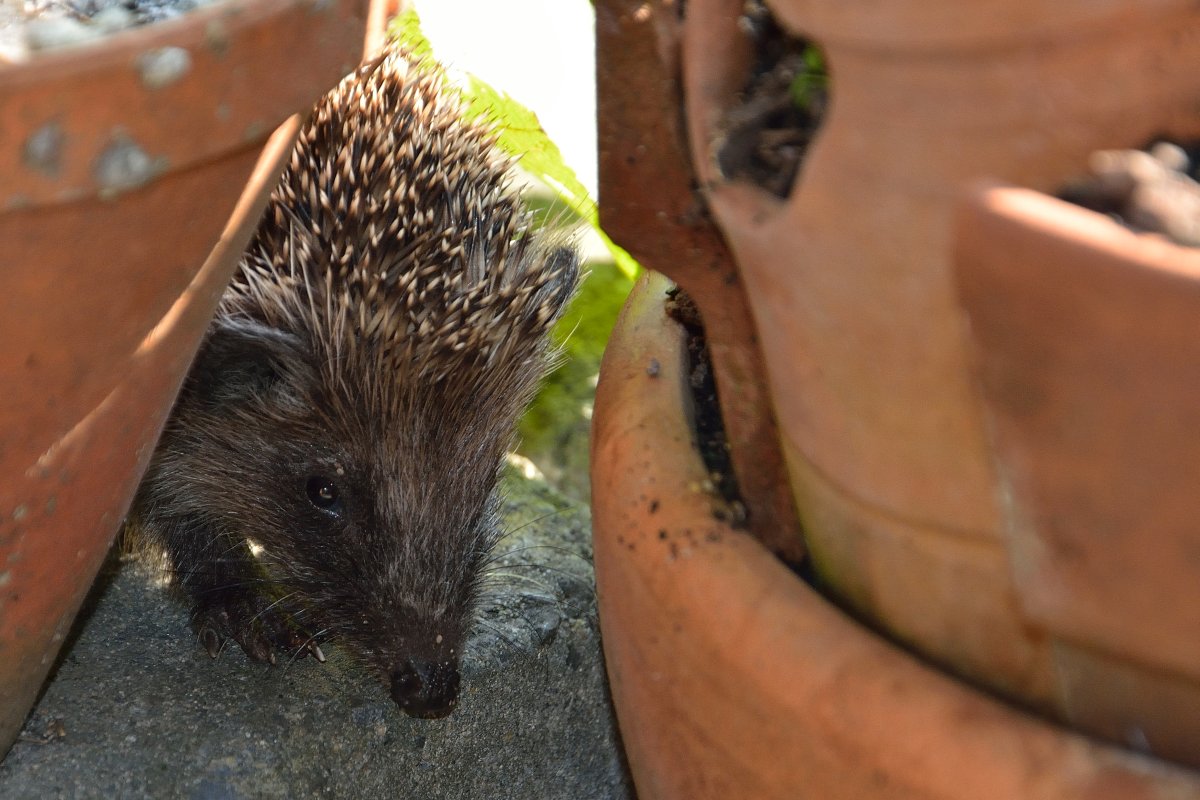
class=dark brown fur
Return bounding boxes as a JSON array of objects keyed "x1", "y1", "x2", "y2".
[{"x1": 128, "y1": 48, "x2": 578, "y2": 718}]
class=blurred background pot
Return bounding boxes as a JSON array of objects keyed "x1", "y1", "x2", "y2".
[
  {"x1": 680, "y1": 0, "x2": 1200, "y2": 725},
  {"x1": 956, "y1": 184, "x2": 1200, "y2": 766},
  {"x1": 0, "y1": 0, "x2": 368, "y2": 758}
]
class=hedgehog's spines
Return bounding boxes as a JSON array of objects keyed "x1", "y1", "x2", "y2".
[{"x1": 223, "y1": 47, "x2": 578, "y2": 426}]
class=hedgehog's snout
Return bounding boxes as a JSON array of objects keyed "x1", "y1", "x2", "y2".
[{"x1": 389, "y1": 658, "x2": 461, "y2": 719}]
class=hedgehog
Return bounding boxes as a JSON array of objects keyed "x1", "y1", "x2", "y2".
[{"x1": 127, "y1": 47, "x2": 579, "y2": 719}]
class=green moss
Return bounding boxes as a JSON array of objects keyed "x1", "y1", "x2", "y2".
[
  {"x1": 517, "y1": 263, "x2": 634, "y2": 498},
  {"x1": 789, "y1": 44, "x2": 828, "y2": 112}
]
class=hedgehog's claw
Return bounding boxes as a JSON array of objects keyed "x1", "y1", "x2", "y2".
[
  {"x1": 192, "y1": 591, "x2": 294, "y2": 666},
  {"x1": 199, "y1": 625, "x2": 223, "y2": 659}
]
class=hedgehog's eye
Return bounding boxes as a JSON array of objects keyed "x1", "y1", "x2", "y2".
[{"x1": 306, "y1": 476, "x2": 342, "y2": 513}]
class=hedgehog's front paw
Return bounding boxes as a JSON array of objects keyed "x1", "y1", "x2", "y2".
[{"x1": 192, "y1": 592, "x2": 324, "y2": 665}]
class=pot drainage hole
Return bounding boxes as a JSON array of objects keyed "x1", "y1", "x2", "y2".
[{"x1": 715, "y1": 0, "x2": 828, "y2": 199}]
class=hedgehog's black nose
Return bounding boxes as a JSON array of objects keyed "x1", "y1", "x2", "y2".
[{"x1": 389, "y1": 660, "x2": 460, "y2": 719}]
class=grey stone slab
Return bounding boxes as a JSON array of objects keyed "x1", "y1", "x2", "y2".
[{"x1": 0, "y1": 474, "x2": 631, "y2": 800}]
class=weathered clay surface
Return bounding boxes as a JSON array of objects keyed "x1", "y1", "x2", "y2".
[
  {"x1": 595, "y1": 0, "x2": 802, "y2": 561},
  {"x1": 0, "y1": 122, "x2": 299, "y2": 760},
  {"x1": 0, "y1": 0, "x2": 369, "y2": 757},
  {"x1": 956, "y1": 184, "x2": 1200, "y2": 765},
  {"x1": 678, "y1": 0, "x2": 1200, "y2": 714},
  {"x1": 590, "y1": 271, "x2": 1200, "y2": 799}
]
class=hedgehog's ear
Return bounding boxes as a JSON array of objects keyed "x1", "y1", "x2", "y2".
[
  {"x1": 539, "y1": 245, "x2": 581, "y2": 316},
  {"x1": 185, "y1": 319, "x2": 312, "y2": 408}
]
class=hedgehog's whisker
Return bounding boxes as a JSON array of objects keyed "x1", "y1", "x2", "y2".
[
  {"x1": 480, "y1": 570, "x2": 560, "y2": 599},
  {"x1": 248, "y1": 591, "x2": 300, "y2": 625},
  {"x1": 470, "y1": 617, "x2": 531, "y2": 659},
  {"x1": 492, "y1": 507, "x2": 574, "y2": 542}
]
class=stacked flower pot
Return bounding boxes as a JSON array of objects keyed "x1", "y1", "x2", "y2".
[
  {"x1": 0, "y1": 0, "x2": 369, "y2": 757},
  {"x1": 591, "y1": 0, "x2": 1200, "y2": 796}
]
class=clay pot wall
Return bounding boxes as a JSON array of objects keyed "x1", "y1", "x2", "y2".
[
  {"x1": 0, "y1": 0, "x2": 368, "y2": 757},
  {"x1": 591, "y1": 272, "x2": 1200, "y2": 799},
  {"x1": 682, "y1": 0, "x2": 1200, "y2": 735},
  {"x1": 595, "y1": 0, "x2": 1200, "y2": 789}
]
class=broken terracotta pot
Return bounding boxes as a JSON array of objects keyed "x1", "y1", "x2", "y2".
[
  {"x1": 0, "y1": 0, "x2": 368, "y2": 758},
  {"x1": 679, "y1": 0, "x2": 1200, "y2": 716},
  {"x1": 955, "y1": 183, "x2": 1200, "y2": 766},
  {"x1": 591, "y1": 271, "x2": 1200, "y2": 799},
  {"x1": 594, "y1": 0, "x2": 803, "y2": 562}
]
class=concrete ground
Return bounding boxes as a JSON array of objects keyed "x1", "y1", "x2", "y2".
[{"x1": 0, "y1": 472, "x2": 632, "y2": 799}]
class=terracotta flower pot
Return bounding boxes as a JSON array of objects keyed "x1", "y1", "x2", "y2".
[
  {"x1": 677, "y1": 0, "x2": 1200, "y2": 713},
  {"x1": 0, "y1": 0, "x2": 368, "y2": 757},
  {"x1": 591, "y1": 271, "x2": 1200, "y2": 799},
  {"x1": 594, "y1": 0, "x2": 803, "y2": 561},
  {"x1": 955, "y1": 183, "x2": 1200, "y2": 766}
]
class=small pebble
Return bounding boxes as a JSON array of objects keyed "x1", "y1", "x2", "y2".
[
  {"x1": 1086, "y1": 149, "x2": 1164, "y2": 204},
  {"x1": 1128, "y1": 173, "x2": 1200, "y2": 247},
  {"x1": 1149, "y1": 141, "x2": 1190, "y2": 173},
  {"x1": 24, "y1": 16, "x2": 99, "y2": 51},
  {"x1": 1068, "y1": 141, "x2": 1200, "y2": 248},
  {"x1": 92, "y1": 6, "x2": 135, "y2": 33}
]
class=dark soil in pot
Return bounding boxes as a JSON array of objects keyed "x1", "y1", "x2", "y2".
[
  {"x1": 664, "y1": 287, "x2": 747, "y2": 528},
  {"x1": 713, "y1": 0, "x2": 827, "y2": 199},
  {"x1": 663, "y1": 285, "x2": 814, "y2": 580}
]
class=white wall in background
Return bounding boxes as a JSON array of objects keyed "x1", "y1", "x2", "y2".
[{"x1": 416, "y1": 0, "x2": 598, "y2": 198}]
